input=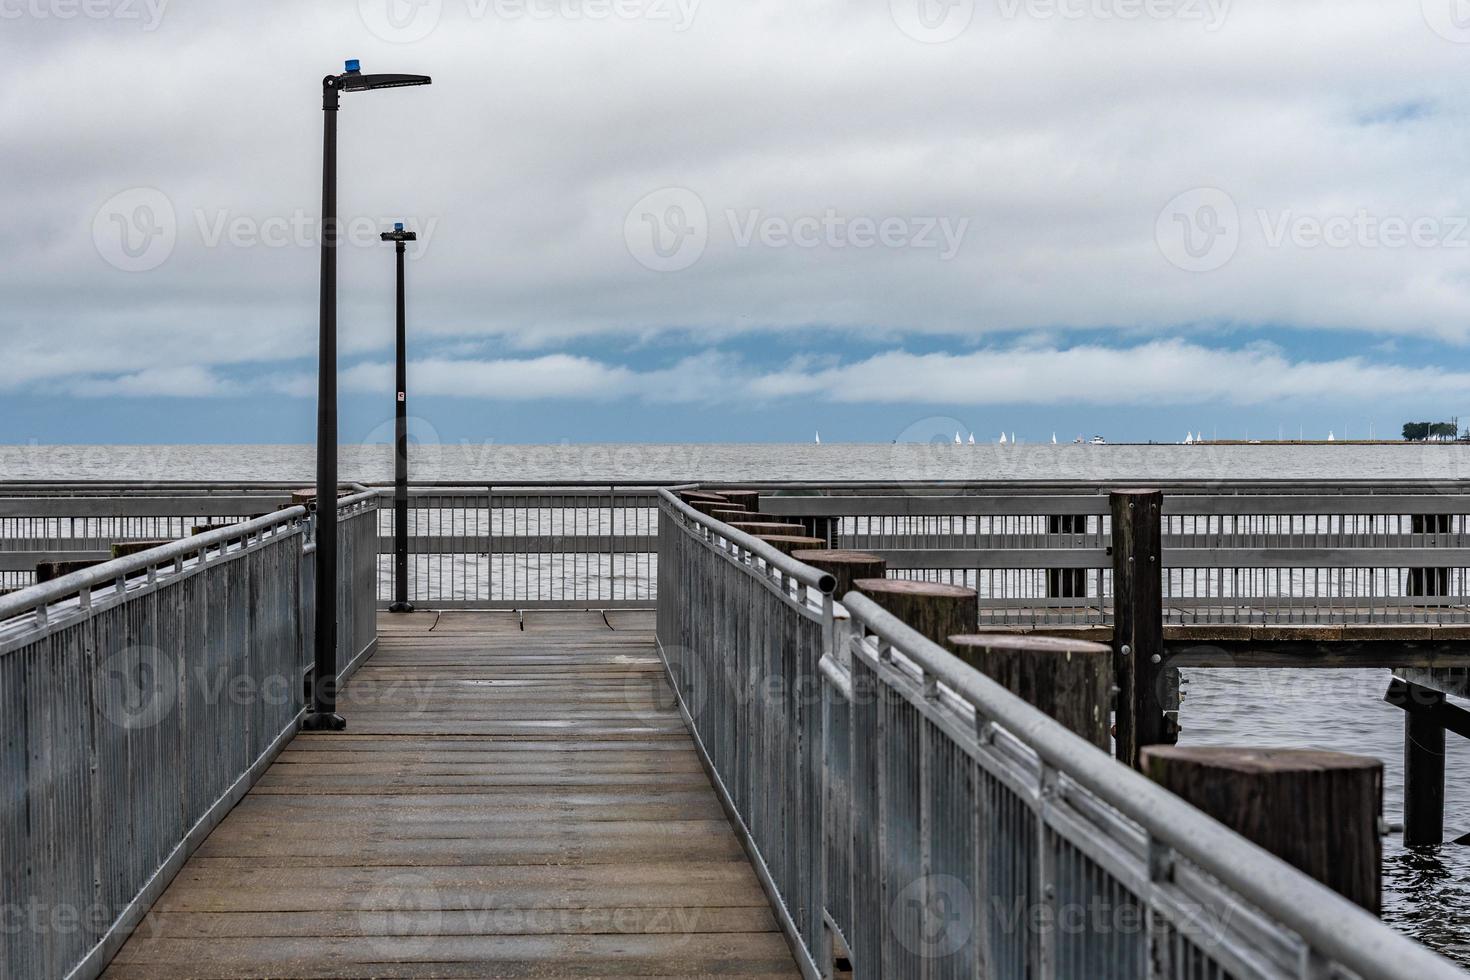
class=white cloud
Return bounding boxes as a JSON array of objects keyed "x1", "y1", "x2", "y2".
[
  {"x1": 5, "y1": 0, "x2": 1470, "y2": 361},
  {"x1": 68, "y1": 365, "x2": 241, "y2": 398},
  {"x1": 320, "y1": 340, "x2": 1470, "y2": 408}
]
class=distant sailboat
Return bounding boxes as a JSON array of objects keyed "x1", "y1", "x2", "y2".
[
  {"x1": 1051, "y1": 433, "x2": 1057, "y2": 444},
  {"x1": 1184, "y1": 432, "x2": 1193, "y2": 444},
  {"x1": 1327, "y1": 431, "x2": 1335, "y2": 442},
  {"x1": 814, "y1": 431, "x2": 820, "y2": 444},
  {"x1": 954, "y1": 431, "x2": 962, "y2": 444},
  {"x1": 968, "y1": 433, "x2": 975, "y2": 445},
  {"x1": 1011, "y1": 432, "x2": 1016, "y2": 445},
  {"x1": 999, "y1": 432, "x2": 1007, "y2": 445}
]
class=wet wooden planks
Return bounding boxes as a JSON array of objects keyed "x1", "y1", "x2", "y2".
[{"x1": 103, "y1": 611, "x2": 799, "y2": 979}]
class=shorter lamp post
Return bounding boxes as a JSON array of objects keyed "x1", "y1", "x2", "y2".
[{"x1": 381, "y1": 222, "x2": 417, "y2": 613}]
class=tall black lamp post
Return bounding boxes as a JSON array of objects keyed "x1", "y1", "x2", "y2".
[
  {"x1": 381, "y1": 222, "x2": 417, "y2": 614},
  {"x1": 306, "y1": 60, "x2": 431, "y2": 732}
]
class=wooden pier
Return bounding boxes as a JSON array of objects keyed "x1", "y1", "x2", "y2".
[
  {"x1": 101, "y1": 611, "x2": 800, "y2": 979},
  {"x1": 5, "y1": 482, "x2": 1470, "y2": 978}
]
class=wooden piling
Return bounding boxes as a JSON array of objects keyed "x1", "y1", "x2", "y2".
[
  {"x1": 947, "y1": 634, "x2": 1112, "y2": 749},
  {"x1": 726, "y1": 520, "x2": 808, "y2": 537},
  {"x1": 755, "y1": 534, "x2": 827, "y2": 556},
  {"x1": 677, "y1": 490, "x2": 729, "y2": 508},
  {"x1": 714, "y1": 489, "x2": 761, "y2": 512},
  {"x1": 854, "y1": 579, "x2": 978, "y2": 646},
  {"x1": 791, "y1": 549, "x2": 887, "y2": 600},
  {"x1": 110, "y1": 540, "x2": 172, "y2": 559},
  {"x1": 1111, "y1": 489, "x2": 1174, "y2": 766},
  {"x1": 1140, "y1": 746, "x2": 1383, "y2": 914},
  {"x1": 191, "y1": 523, "x2": 235, "y2": 536},
  {"x1": 35, "y1": 559, "x2": 107, "y2": 584}
]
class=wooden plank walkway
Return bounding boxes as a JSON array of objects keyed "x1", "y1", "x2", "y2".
[{"x1": 103, "y1": 611, "x2": 801, "y2": 979}]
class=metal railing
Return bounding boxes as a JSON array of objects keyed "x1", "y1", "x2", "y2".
[
  {"x1": 656, "y1": 495, "x2": 1466, "y2": 979},
  {"x1": 377, "y1": 485, "x2": 663, "y2": 608},
  {"x1": 6, "y1": 481, "x2": 1470, "y2": 623},
  {"x1": 0, "y1": 494, "x2": 378, "y2": 980},
  {"x1": 756, "y1": 489, "x2": 1470, "y2": 627},
  {"x1": 656, "y1": 490, "x2": 833, "y2": 969},
  {"x1": 0, "y1": 483, "x2": 667, "y2": 609}
]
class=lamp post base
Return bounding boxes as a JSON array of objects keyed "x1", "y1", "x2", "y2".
[
  {"x1": 388, "y1": 601, "x2": 416, "y2": 613},
  {"x1": 302, "y1": 712, "x2": 347, "y2": 732}
]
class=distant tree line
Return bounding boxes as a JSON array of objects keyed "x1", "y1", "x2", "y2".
[{"x1": 1402, "y1": 421, "x2": 1460, "y2": 441}]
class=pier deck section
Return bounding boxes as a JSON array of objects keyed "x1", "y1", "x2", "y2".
[{"x1": 102, "y1": 611, "x2": 800, "y2": 979}]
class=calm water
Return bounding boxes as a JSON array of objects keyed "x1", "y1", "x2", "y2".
[{"x1": 6, "y1": 442, "x2": 1468, "y2": 961}]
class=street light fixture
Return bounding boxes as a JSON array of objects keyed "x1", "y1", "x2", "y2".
[
  {"x1": 306, "y1": 61, "x2": 431, "y2": 733},
  {"x1": 381, "y1": 222, "x2": 417, "y2": 614}
]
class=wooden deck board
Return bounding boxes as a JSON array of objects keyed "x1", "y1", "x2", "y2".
[{"x1": 102, "y1": 612, "x2": 799, "y2": 979}]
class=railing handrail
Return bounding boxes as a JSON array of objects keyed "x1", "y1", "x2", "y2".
[
  {"x1": 658, "y1": 489, "x2": 835, "y2": 595},
  {"x1": 0, "y1": 506, "x2": 308, "y2": 626},
  {"x1": 839, "y1": 590, "x2": 1464, "y2": 979}
]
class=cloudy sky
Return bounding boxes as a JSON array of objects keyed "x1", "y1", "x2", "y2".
[{"x1": 5, "y1": 0, "x2": 1470, "y2": 444}]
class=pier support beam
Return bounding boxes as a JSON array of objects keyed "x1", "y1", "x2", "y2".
[
  {"x1": 1382, "y1": 676, "x2": 1466, "y2": 846},
  {"x1": 1140, "y1": 746, "x2": 1383, "y2": 914},
  {"x1": 1111, "y1": 489, "x2": 1175, "y2": 766}
]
